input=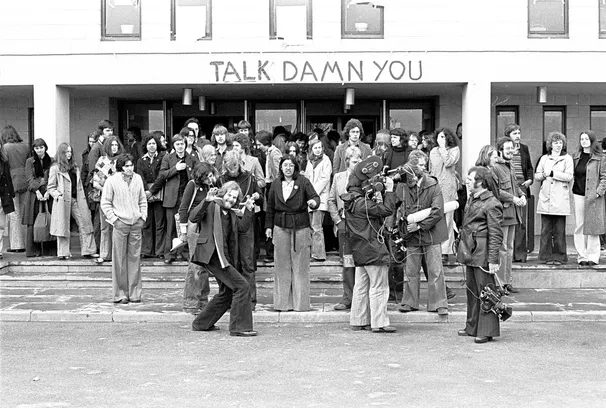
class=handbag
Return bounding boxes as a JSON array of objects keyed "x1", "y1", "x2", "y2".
[
  {"x1": 33, "y1": 201, "x2": 53, "y2": 243},
  {"x1": 147, "y1": 183, "x2": 164, "y2": 202}
]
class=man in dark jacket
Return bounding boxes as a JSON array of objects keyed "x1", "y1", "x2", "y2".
[
  {"x1": 343, "y1": 156, "x2": 397, "y2": 333},
  {"x1": 492, "y1": 137, "x2": 526, "y2": 294},
  {"x1": 218, "y1": 150, "x2": 263, "y2": 310},
  {"x1": 190, "y1": 182, "x2": 256, "y2": 337},
  {"x1": 396, "y1": 151, "x2": 449, "y2": 316},
  {"x1": 457, "y1": 166, "x2": 504, "y2": 344},
  {"x1": 505, "y1": 124, "x2": 534, "y2": 262}
]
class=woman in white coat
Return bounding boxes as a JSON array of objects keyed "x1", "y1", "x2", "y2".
[
  {"x1": 535, "y1": 132, "x2": 574, "y2": 265},
  {"x1": 48, "y1": 143, "x2": 98, "y2": 260},
  {"x1": 304, "y1": 139, "x2": 332, "y2": 261}
]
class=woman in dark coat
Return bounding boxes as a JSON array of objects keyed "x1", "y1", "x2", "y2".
[
  {"x1": 22, "y1": 139, "x2": 55, "y2": 257},
  {"x1": 0, "y1": 147, "x2": 15, "y2": 258}
]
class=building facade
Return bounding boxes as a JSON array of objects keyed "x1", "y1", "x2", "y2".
[{"x1": 1, "y1": 0, "x2": 606, "y2": 230}]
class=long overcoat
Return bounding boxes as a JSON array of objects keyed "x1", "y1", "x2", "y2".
[
  {"x1": 572, "y1": 152, "x2": 606, "y2": 235},
  {"x1": 535, "y1": 154, "x2": 574, "y2": 216},
  {"x1": 47, "y1": 164, "x2": 93, "y2": 237},
  {"x1": 22, "y1": 156, "x2": 53, "y2": 226}
]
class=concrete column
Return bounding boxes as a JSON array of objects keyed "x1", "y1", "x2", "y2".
[
  {"x1": 461, "y1": 81, "x2": 491, "y2": 176},
  {"x1": 34, "y1": 84, "x2": 70, "y2": 156}
]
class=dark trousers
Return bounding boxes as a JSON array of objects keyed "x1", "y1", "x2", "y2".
[
  {"x1": 93, "y1": 205, "x2": 101, "y2": 251},
  {"x1": 239, "y1": 227, "x2": 257, "y2": 305},
  {"x1": 464, "y1": 265, "x2": 500, "y2": 338},
  {"x1": 337, "y1": 229, "x2": 355, "y2": 306},
  {"x1": 141, "y1": 201, "x2": 166, "y2": 257},
  {"x1": 192, "y1": 252, "x2": 253, "y2": 333},
  {"x1": 538, "y1": 214, "x2": 567, "y2": 262},
  {"x1": 514, "y1": 194, "x2": 534, "y2": 261}
]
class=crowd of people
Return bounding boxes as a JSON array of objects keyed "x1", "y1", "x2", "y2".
[{"x1": 1, "y1": 117, "x2": 604, "y2": 339}]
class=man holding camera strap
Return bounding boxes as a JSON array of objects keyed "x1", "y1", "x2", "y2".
[
  {"x1": 395, "y1": 150, "x2": 449, "y2": 316},
  {"x1": 457, "y1": 167, "x2": 504, "y2": 344}
]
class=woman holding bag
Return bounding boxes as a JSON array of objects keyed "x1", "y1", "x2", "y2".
[
  {"x1": 22, "y1": 138, "x2": 56, "y2": 257},
  {"x1": 48, "y1": 143, "x2": 98, "y2": 260}
]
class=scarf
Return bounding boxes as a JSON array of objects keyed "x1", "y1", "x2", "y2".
[
  {"x1": 309, "y1": 153, "x2": 323, "y2": 169},
  {"x1": 212, "y1": 198, "x2": 231, "y2": 269},
  {"x1": 34, "y1": 153, "x2": 52, "y2": 178}
]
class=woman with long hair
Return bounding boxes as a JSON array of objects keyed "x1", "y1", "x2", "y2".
[
  {"x1": 305, "y1": 139, "x2": 332, "y2": 261},
  {"x1": 265, "y1": 155, "x2": 320, "y2": 312},
  {"x1": 0, "y1": 125, "x2": 29, "y2": 252},
  {"x1": 48, "y1": 143, "x2": 98, "y2": 260},
  {"x1": 0, "y1": 147, "x2": 15, "y2": 258},
  {"x1": 572, "y1": 130, "x2": 606, "y2": 266},
  {"x1": 286, "y1": 141, "x2": 307, "y2": 172},
  {"x1": 92, "y1": 135, "x2": 124, "y2": 263},
  {"x1": 22, "y1": 138, "x2": 56, "y2": 257},
  {"x1": 200, "y1": 144, "x2": 218, "y2": 169},
  {"x1": 535, "y1": 132, "x2": 573, "y2": 265},
  {"x1": 137, "y1": 132, "x2": 167, "y2": 258},
  {"x1": 429, "y1": 127, "x2": 460, "y2": 265}
]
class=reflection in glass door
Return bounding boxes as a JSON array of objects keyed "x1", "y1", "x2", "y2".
[
  {"x1": 120, "y1": 102, "x2": 165, "y2": 143},
  {"x1": 254, "y1": 103, "x2": 298, "y2": 134}
]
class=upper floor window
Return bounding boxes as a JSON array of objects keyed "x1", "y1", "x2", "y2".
[
  {"x1": 171, "y1": 0, "x2": 212, "y2": 41},
  {"x1": 528, "y1": 0, "x2": 568, "y2": 38},
  {"x1": 342, "y1": 0, "x2": 384, "y2": 39},
  {"x1": 102, "y1": 0, "x2": 141, "y2": 40},
  {"x1": 600, "y1": 1, "x2": 606, "y2": 38},
  {"x1": 270, "y1": 0, "x2": 312, "y2": 41}
]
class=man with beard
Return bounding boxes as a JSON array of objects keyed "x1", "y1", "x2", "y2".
[
  {"x1": 218, "y1": 150, "x2": 263, "y2": 310},
  {"x1": 492, "y1": 137, "x2": 526, "y2": 294},
  {"x1": 190, "y1": 182, "x2": 257, "y2": 336},
  {"x1": 212, "y1": 125, "x2": 230, "y2": 172},
  {"x1": 397, "y1": 150, "x2": 449, "y2": 316}
]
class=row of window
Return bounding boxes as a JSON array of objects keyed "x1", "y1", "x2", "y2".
[
  {"x1": 102, "y1": 0, "x2": 382, "y2": 40},
  {"x1": 496, "y1": 106, "x2": 606, "y2": 148},
  {"x1": 102, "y1": 0, "x2": 606, "y2": 41}
]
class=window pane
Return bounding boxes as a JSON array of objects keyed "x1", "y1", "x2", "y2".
[
  {"x1": 529, "y1": 0, "x2": 566, "y2": 34},
  {"x1": 277, "y1": 6, "x2": 307, "y2": 41},
  {"x1": 345, "y1": 3, "x2": 382, "y2": 34},
  {"x1": 497, "y1": 111, "x2": 517, "y2": 138},
  {"x1": 105, "y1": 0, "x2": 140, "y2": 36},
  {"x1": 125, "y1": 103, "x2": 164, "y2": 137},
  {"x1": 591, "y1": 110, "x2": 606, "y2": 141},
  {"x1": 255, "y1": 109, "x2": 297, "y2": 133},
  {"x1": 176, "y1": 0, "x2": 207, "y2": 40},
  {"x1": 544, "y1": 111, "x2": 563, "y2": 135},
  {"x1": 600, "y1": 2, "x2": 606, "y2": 36},
  {"x1": 389, "y1": 109, "x2": 422, "y2": 132}
]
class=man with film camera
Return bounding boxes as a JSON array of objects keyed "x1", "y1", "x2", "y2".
[
  {"x1": 457, "y1": 167, "x2": 504, "y2": 344},
  {"x1": 342, "y1": 156, "x2": 397, "y2": 333}
]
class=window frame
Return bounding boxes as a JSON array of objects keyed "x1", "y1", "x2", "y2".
[
  {"x1": 495, "y1": 105, "x2": 520, "y2": 140},
  {"x1": 101, "y1": 0, "x2": 142, "y2": 41},
  {"x1": 527, "y1": 0, "x2": 569, "y2": 39},
  {"x1": 600, "y1": 0, "x2": 606, "y2": 39},
  {"x1": 590, "y1": 105, "x2": 606, "y2": 139},
  {"x1": 341, "y1": 0, "x2": 384, "y2": 39},
  {"x1": 269, "y1": 0, "x2": 313, "y2": 40},
  {"x1": 542, "y1": 105, "x2": 567, "y2": 154},
  {"x1": 170, "y1": 0, "x2": 212, "y2": 41}
]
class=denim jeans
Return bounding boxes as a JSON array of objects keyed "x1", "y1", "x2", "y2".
[
  {"x1": 192, "y1": 251, "x2": 253, "y2": 334},
  {"x1": 539, "y1": 214, "x2": 568, "y2": 262},
  {"x1": 402, "y1": 244, "x2": 447, "y2": 311}
]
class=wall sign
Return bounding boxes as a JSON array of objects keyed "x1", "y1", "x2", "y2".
[{"x1": 209, "y1": 59, "x2": 423, "y2": 83}]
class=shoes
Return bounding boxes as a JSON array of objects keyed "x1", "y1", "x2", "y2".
[
  {"x1": 546, "y1": 260, "x2": 554, "y2": 265},
  {"x1": 8, "y1": 249, "x2": 25, "y2": 253},
  {"x1": 141, "y1": 254, "x2": 154, "y2": 259},
  {"x1": 311, "y1": 257, "x2": 326, "y2": 262},
  {"x1": 579, "y1": 261, "x2": 589, "y2": 266},
  {"x1": 446, "y1": 287, "x2": 455, "y2": 300},
  {"x1": 192, "y1": 325, "x2": 220, "y2": 331},
  {"x1": 458, "y1": 329, "x2": 472, "y2": 337},
  {"x1": 437, "y1": 307, "x2": 449, "y2": 316},
  {"x1": 553, "y1": 260, "x2": 562, "y2": 266},
  {"x1": 334, "y1": 303, "x2": 350, "y2": 311},
  {"x1": 474, "y1": 336, "x2": 493, "y2": 344},
  {"x1": 588, "y1": 261, "x2": 598, "y2": 266},
  {"x1": 263, "y1": 257, "x2": 274, "y2": 263},
  {"x1": 58, "y1": 256, "x2": 69, "y2": 260},
  {"x1": 113, "y1": 299, "x2": 128, "y2": 304},
  {"x1": 130, "y1": 299, "x2": 141, "y2": 303},
  {"x1": 83, "y1": 254, "x2": 99, "y2": 259},
  {"x1": 372, "y1": 326, "x2": 397, "y2": 333},
  {"x1": 230, "y1": 330, "x2": 258, "y2": 337},
  {"x1": 164, "y1": 258, "x2": 173, "y2": 264},
  {"x1": 95, "y1": 258, "x2": 105, "y2": 264},
  {"x1": 351, "y1": 325, "x2": 371, "y2": 331},
  {"x1": 398, "y1": 305, "x2": 418, "y2": 313},
  {"x1": 504, "y1": 284, "x2": 519, "y2": 294}
]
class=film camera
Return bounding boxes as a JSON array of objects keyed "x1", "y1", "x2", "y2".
[
  {"x1": 480, "y1": 283, "x2": 513, "y2": 322},
  {"x1": 355, "y1": 156, "x2": 388, "y2": 196},
  {"x1": 388, "y1": 228, "x2": 407, "y2": 259}
]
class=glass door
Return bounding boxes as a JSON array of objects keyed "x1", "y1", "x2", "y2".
[{"x1": 119, "y1": 101, "x2": 165, "y2": 144}]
